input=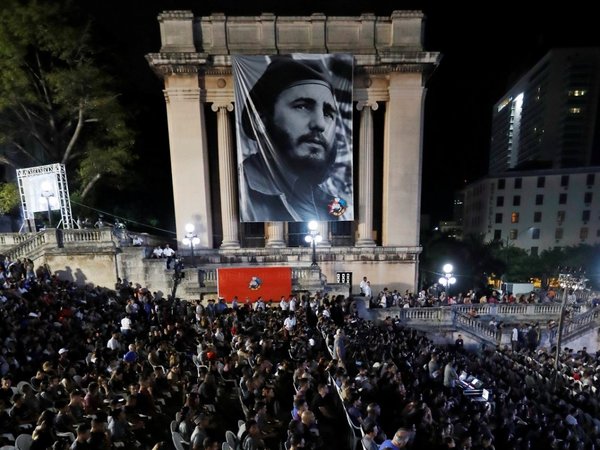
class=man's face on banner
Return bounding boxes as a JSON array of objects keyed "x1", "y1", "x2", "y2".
[{"x1": 267, "y1": 82, "x2": 338, "y2": 181}]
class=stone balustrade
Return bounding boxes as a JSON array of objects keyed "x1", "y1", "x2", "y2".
[
  {"x1": 62, "y1": 228, "x2": 113, "y2": 244},
  {"x1": 563, "y1": 306, "x2": 600, "y2": 337},
  {"x1": 454, "y1": 311, "x2": 502, "y2": 343},
  {"x1": 0, "y1": 232, "x2": 40, "y2": 250},
  {"x1": 5, "y1": 232, "x2": 53, "y2": 261}
]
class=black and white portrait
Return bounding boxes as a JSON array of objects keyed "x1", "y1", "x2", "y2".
[{"x1": 233, "y1": 54, "x2": 354, "y2": 222}]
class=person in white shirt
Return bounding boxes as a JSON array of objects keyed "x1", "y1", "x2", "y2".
[
  {"x1": 289, "y1": 296, "x2": 297, "y2": 312},
  {"x1": 162, "y1": 244, "x2": 176, "y2": 269},
  {"x1": 379, "y1": 291, "x2": 390, "y2": 308},
  {"x1": 152, "y1": 246, "x2": 163, "y2": 259},
  {"x1": 106, "y1": 332, "x2": 121, "y2": 352},
  {"x1": 359, "y1": 276, "x2": 368, "y2": 295},
  {"x1": 280, "y1": 296, "x2": 290, "y2": 312},
  {"x1": 120, "y1": 315, "x2": 132, "y2": 335},
  {"x1": 255, "y1": 297, "x2": 266, "y2": 311},
  {"x1": 363, "y1": 281, "x2": 372, "y2": 299},
  {"x1": 511, "y1": 326, "x2": 519, "y2": 351},
  {"x1": 283, "y1": 312, "x2": 297, "y2": 332}
]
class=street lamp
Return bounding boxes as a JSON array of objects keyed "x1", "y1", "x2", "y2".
[
  {"x1": 40, "y1": 181, "x2": 55, "y2": 228},
  {"x1": 438, "y1": 263, "x2": 457, "y2": 298},
  {"x1": 554, "y1": 268, "x2": 587, "y2": 373},
  {"x1": 182, "y1": 223, "x2": 200, "y2": 267},
  {"x1": 304, "y1": 220, "x2": 322, "y2": 268}
]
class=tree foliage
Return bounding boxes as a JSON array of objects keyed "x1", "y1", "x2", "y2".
[
  {"x1": 420, "y1": 231, "x2": 506, "y2": 293},
  {"x1": 490, "y1": 241, "x2": 600, "y2": 289},
  {"x1": 423, "y1": 230, "x2": 600, "y2": 292},
  {"x1": 0, "y1": 182, "x2": 19, "y2": 214},
  {"x1": 0, "y1": 0, "x2": 135, "y2": 200}
]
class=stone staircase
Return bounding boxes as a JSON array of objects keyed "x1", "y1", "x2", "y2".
[{"x1": 359, "y1": 302, "x2": 600, "y2": 351}]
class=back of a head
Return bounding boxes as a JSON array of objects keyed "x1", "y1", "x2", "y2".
[
  {"x1": 300, "y1": 410, "x2": 315, "y2": 425},
  {"x1": 77, "y1": 423, "x2": 90, "y2": 435}
]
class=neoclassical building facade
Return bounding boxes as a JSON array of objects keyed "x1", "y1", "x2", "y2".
[{"x1": 146, "y1": 11, "x2": 439, "y2": 294}]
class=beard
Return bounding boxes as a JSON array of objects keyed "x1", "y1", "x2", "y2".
[{"x1": 267, "y1": 122, "x2": 337, "y2": 184}]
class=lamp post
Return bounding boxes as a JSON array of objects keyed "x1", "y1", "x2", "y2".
[
  {"x1": 182, "y1": 223, "x2": 200, "y2": 268},
  {"x1": 554, "y1": 268, "x2": 587, "y2": 373},
  {"x1": 40, "y1": 181, "x2": 55, "y2": 228},
  {"x1": 438, "y1": 263, "x2": 457, "y2": 298},
  {"x1": 304, "y1": 221, "x2": 322, "y2": 268}
]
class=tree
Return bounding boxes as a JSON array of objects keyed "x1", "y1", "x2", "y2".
[
  {"x1": 0, "y1": 182, "x2": 19, "y2": 215},
  {"x1": 420, "y1": 231, "x2": 506, "y2": 294},
  {"x1": 0, "y1": 0, "x2": 135, "y2": 201}
]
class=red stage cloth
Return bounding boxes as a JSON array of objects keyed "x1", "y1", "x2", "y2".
[{"x1": 217, "y1": 267, "x2": 292, "y2": 302}]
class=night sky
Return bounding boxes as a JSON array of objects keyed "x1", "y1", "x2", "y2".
[{"x1": 83, "y1": 1, "x2": 600, "y2": 231}]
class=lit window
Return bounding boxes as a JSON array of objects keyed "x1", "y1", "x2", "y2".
[
  {"x1": 568, "y1": 89, "x2": 587, "y2": 97},
  {"x1": 511, "y1": 212, "x2": 519, "y2": 223},
  {"x1": 509, "y1": 229, "x2": 518, "y2": 240},
  {"x1": 569, "y1": 107, "x2": 581, "y2": 114}
]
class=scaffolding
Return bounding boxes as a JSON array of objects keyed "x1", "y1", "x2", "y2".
[{"x1": 16, "y1": 163, "x2": 74, "y2": 231}]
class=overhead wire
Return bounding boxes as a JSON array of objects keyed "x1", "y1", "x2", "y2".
[{"x1": 70, "y1": 200, "x2": 176, "y2": 235}]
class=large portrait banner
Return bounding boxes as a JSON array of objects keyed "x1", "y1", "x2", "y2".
[{"x1": 233, "y1": 54, "x2": 354, "y2": 222}]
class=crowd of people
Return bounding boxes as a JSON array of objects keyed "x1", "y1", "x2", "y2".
[
  {"x1": 2, "y1": 256, "x2": 600, "y2": 450},
  {"x1": 360, "y1": 277, "x2": 597, "y2": 311}
]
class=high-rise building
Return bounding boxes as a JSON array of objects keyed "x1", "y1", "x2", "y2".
[
  {"x1": 463, "y1": 48, "x2": 600, "y2": 253},
  {"x1": 489, "y1": 48, "x2": 600, "y2": 174}
]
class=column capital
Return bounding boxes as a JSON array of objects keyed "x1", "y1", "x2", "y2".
[
  {"x1": 356, "y1": 100, "x2": 379, "y2": 111},
  {"x1": 210, "y1": 102, "x2": 234, "y2": 112}
]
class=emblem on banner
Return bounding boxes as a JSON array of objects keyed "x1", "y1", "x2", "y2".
[
  {"x1": 249, "y1": 276, "x2": 263, "y2": 290},
  {"x1": 328, "y1": 197, "x2": 348, "y2": 217}
]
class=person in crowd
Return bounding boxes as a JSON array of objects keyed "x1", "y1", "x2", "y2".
[
  {"x1": 162, "y1": 244, "x2": 176, "y2": 269},
  {"x1": 71, "y1": 423, "x2": 92, "y2": 450},
  {"x1": 379, "y1": 427, "x2": 413, "y2": 449}
]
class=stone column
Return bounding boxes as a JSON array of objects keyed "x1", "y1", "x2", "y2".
[
  {"x1": 212, "y1": 102, "x2": 240, "y2": 249},
  {"x1": 317, "y1": 222, "x2": 331, "y2": 247},
  {"x1": 265, "y1": 222, "x2": 286, "y2": 248},
  {"x1": 383, "y1": 73, "x2": 425, "y2": 247},
  {"x1": 163, "y1": 74, "x2": 213, "y2": 248},
  {"x1": 355, "y1": 101, "x2": 378, "y2": 247}
]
